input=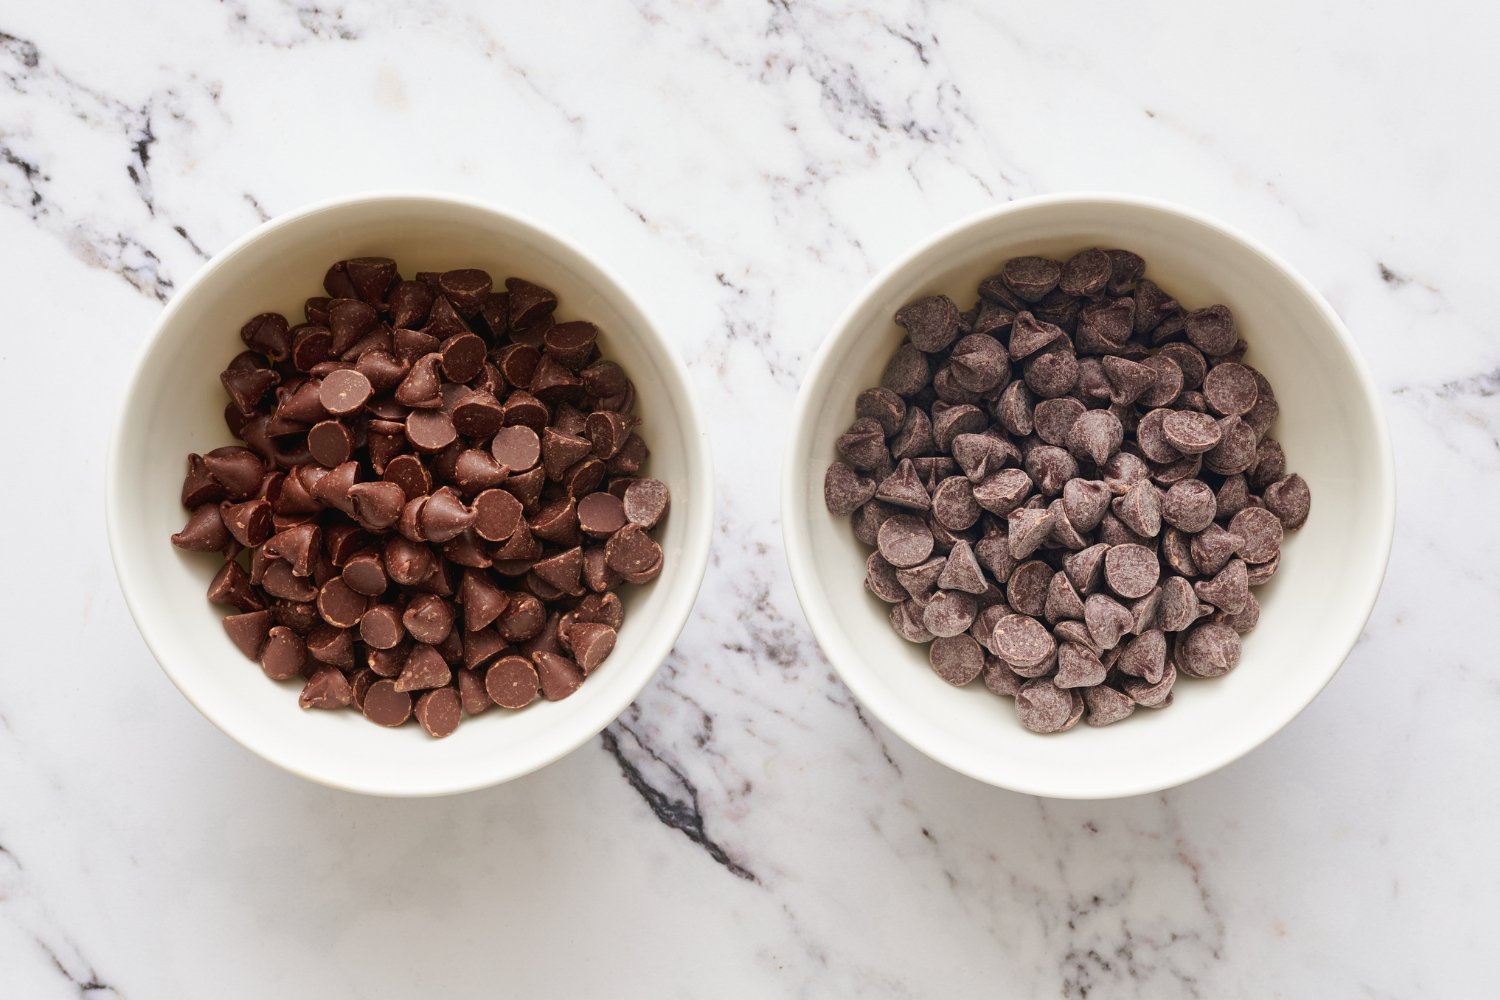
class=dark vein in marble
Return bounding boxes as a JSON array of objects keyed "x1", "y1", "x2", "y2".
[
  {"x1": 0, "y1": 143, "x2": 47, "y2": 214},
  {"x1": 850, "y1": 701, "x2": 902, "y2": 774},
  {"x1": 36, "y1": 935, "x2": 123, "y2": 998},
  {"x1": 219, "y1": 0, "x2": 362, "y2": 46},
  {"x1": 601, "y1": 721, "x2": 758, "y2": 883},
  {"x1": 1378, "y1": 262, "x2": 1409, "y2": 287},
  {"x1": 243, "y1": 192, "x2": 270, "y2": 222}
]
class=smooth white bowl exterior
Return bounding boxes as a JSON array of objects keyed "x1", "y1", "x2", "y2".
[
  {"x1": 784, "y1": 195, "x2": 1394, "y2": 799},
  {"x1": 108, "y1": 193, "x2": 713, "y2": 796}
]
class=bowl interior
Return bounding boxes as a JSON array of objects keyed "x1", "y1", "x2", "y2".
[
  {"x1": 109, "y1": 194, "x2": 711, "y2": 796},
  {"x1": 785, "y1": 196, "x2": 1392, "y2": 798}
]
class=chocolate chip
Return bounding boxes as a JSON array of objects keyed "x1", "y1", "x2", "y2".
[
  {"x1": 1177, "y1": 622, "x2": 1241, "y2": 678},
  {"x1": 1055, "y1": 641, "x2": 1107, "y2": 689},
  {"x1": 1015, "y1": 678, "x2": 1076, "y2": 733},
  {"x1": 894, "y1": 295, "x2": 961, "y2": 353},
  {"x1": 1006, "y1": 560, "x2": 1052, "y2": 617},
  {"x1": 948, "y1": 333, "x2": 1009, "y2": 392},
  {"x1": 1065, "y1": 409, "x2": 1123, "y2": 467},
  {"x1": 604, "y1": 524, "x2": 664, "y2": 582},
  {"x1": 824, "y1": 251, "x2": 1310, "y2": 735},
  {"x1": 1059, "y1": 248, "x2": 1110, "y2": 297},
  {"x1": 929, "y1": 634, "x2": 985, "y2": 685},
  {"x1": 534, "y1": 651, "x2": 584, "y2": 700},
  {"x1": 361, "y1": 679, "x2": 412, "y2": 726},
  {"x1": 1083, "y1": 684, "x2": 1136, "y2": 726},
  {"x1": 1084, "y1": 593, "x2": 1133, "y2": 650},
  {"x1": 622, "y1": 478, "x2": 671, "y2": 529},
  {"x1": 1002, "y1": 257, "x2": 1061, "y2": 303},
  {"x1": 1024, "y1": 445, "x2": 1077, "y2": 496},
  {"x1": 1033, "y1": 398, "x2": 1085, "y2": 447},
  {"x1": 991, "y1": 613, "x2": 1054, "y2": 669},
  {"x1": 1182, "y1": 305, "x2": 1237, "y2": 355},
  {"x1": 1263, "y1": 473, "x2": 1311, "y2": 528}
]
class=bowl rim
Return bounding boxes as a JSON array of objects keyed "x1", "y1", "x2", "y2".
[
  {"x1": 780, "y1": 191, "x2": 1396, "y2": 799},
  {"x1": 105, "y1": 189, "x2": 715, "y2": 796}
]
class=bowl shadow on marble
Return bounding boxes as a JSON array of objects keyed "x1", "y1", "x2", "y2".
[{"x1": 782, "y1": 194, "x2": 1394, "y2": 799}]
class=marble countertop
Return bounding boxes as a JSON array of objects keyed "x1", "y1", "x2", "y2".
[{"x1": 2, "y1": 1, "x2": 1495, "y2": 996}]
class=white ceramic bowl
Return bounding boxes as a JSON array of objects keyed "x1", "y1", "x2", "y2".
[
  {"x1": 783, "y1": 194, "x2": 1394, "y2": 799},
  {"x1": 108, "y1": 192, "x2": 713, "y2": 796}
]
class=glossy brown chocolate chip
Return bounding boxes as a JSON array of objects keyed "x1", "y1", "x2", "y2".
[
  {"x1": 481, "y1": 656, "x2": 536, "y2": 709},
  {"x1": 578, "y1": 492, "x2": 628, "y2": 536},
  {"x1": 406, "y1": 409, "x2": 457, "y2": 453},
  {"x1": 362, "y1": 679, "x2": 413, "y2": 726},
  {"x1": 534, "y1": 651, "x2": 584, "y2": 701},
  {"x1": 260, "y1": 625, "x2": 306, "y2": 681},
  {"x1": 395, "y1": 643, "x2": 451, "y2": 692},
  {"x1": 567, "y1": 622, "x2": 617, "y2": 674},
  {"x1": 419, "y1": 487, "x2": 475, "y2": 543},
  {"x1": 413, "y1": 687, "x2": 462, "y2": 738},
  {"x1": 223, "y1": 609, "x2": 274, "y2": 659}
]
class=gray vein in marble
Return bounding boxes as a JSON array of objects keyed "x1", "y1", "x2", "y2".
[
  {"x1": 242, "y1": 192, "x2": 271, "y2": 222},
  {"x1": 219, "y1": 0, "x2": 362, "y2": 47},
  {"x1": 0, "y1": 27, "x2": 220, "y2": 299},
  {"x1": 0, "y1": 841, "x2": 124, "y2": 997},
  {"x1": 601, "y1": 710, "x2": 759, "y2": 883}
]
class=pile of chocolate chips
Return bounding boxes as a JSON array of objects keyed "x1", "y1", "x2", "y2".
[
  {"x1": 171, "y1": 258, "x2": 669, "y2": 737},
  {"x1": 824, "y1": 249, "x2": 1310, "y2": 733}
]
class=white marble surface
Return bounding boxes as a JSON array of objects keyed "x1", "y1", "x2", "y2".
[{"x1": 0, "y1": 1, "x2": 1495, "y2": 995}]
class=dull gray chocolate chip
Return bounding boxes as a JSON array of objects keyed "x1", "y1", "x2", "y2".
[
  {"x1": 1084, "y1": 593, "x2": 1133, "y2": 650},
  {"x1": 1117, "y1": 629, "x2": 1167, "y2": 683},
  {"x1": 1033, "y1": 397, "x2": 1085, "y2": 447},
  {"x1": 1190, "y1": 523, "x2": 1243, "y2": 576},
  {"x1": 923, "y1": 591, "x2": 978, "y2": 638},
  {"x1": 1066, "y1": 409, "x2": 1124, "y2": 467},
  {"x1": 1195, "y1": 557, "x2": 1250, "y2": 614},
  {"x1": 1177, "y1": 622, "x2": 1241, "y2": 678},
  {"x1": 1006, "y1": 560, "x2": 1053, "y2": 617},
  {"x1": 991, "y1": 613, "x2": 1055, "y2": 669},
  {"x1": 937, "y1": 540, "x2": 987, "y2": 595},
  {"x1": 1015, "y1": 678, "x2": 1074, "y2": 733},
  {"x1": 1103, "y1": 543, "x2": 1159, "y2": 599},
  {"x1": 1161, "y1": 479, "x2": 1217, "y2": 533},
  {"x1": 890, "y1": 600, "x2": 936, "y2": 643},
  {"x1": 1055, "y1": 641, "x2": 1107, "y2": 689},
  {"x1": 877, "y1": 514, "x2": 935, "y2": 568},
  {"x1": 1263, "y1": 473, "x2": 1311, "y2": 529},
  {"x1": 1162, "y1": 410, "x2": 1222, "y2": 454},
  {"x1": 1024, "y1": 445, "x2": 1078, "y2": 496},
  {"x1": 1006, "y1": 506, "x2": 1054, "y2": 560},
  {"x1": 825, "y1": 462, "x2": 878, "y2": 516},
  {"x1": 931, "y1": 476, "x2": 981, "y2": 531},
  {"x1": 1083, "y1": 684, "x2": 1135, "y2": 726},
  {"x1": 876, "y1": 458, "x2": 931, "y2": 511},
  {"x1": 1157, "y1": 576, "x2": 1199, "y2": 632},
  {"x1": 1063, "y1": 543, "x2": 1109, "y2": 595},
  {"x1": 1044, "y1": 572, "x2": 1085, "y2": 623},
  {"x1": 882, "y1": 343, "x2": 931, "y2": 397},
  {"x1": 974, "y1": 468, "x2": 1033, "y2": 516},
  {"x1": 1229, "y1": 506, "x2": 1284, "y2": 564},
  {"x1": 1110, "y1": 480, "x2": 1162, "y2": 538},
  {"x1": 929, "y1": 634, "x2": 985, "y2": 686}
]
